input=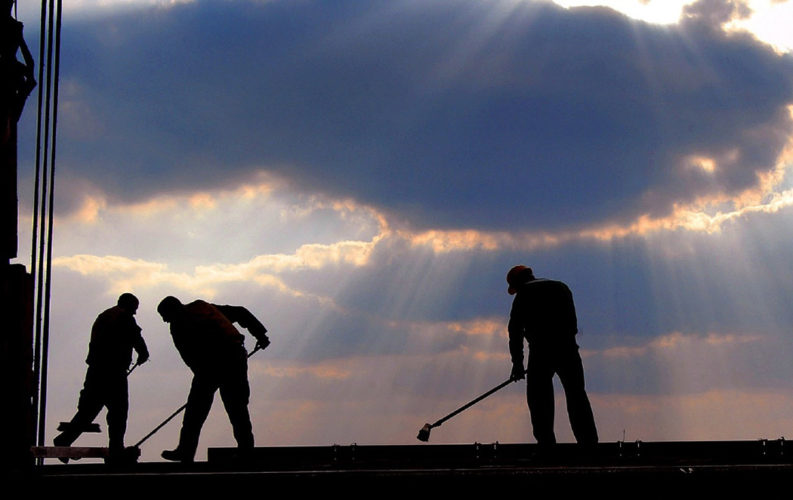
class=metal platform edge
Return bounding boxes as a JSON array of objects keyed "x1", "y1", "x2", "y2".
[{"x1": 16, "y1": 440, "x2": 793, "y2": 498}]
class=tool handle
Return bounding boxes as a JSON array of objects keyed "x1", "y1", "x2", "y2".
[
  {"x1": 134, "y1": 402, "x2": 188, "y2": 448},
  {"x1": 430, "y1": 376, "x2": 518, "y2": 428},
  {"x1": 127, "y1": 361, "x2": 140, "y2": 376}
]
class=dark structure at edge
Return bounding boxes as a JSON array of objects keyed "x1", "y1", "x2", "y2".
[{"x1": 19, "y1": 439, "x2": 793, "y2": 496}]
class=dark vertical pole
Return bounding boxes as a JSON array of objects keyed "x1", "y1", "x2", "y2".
[
  {"x1": 33, "y1": 0, "x2": 56, "y2": 451},
  {"x1": 38, "y1": 0, "x2": 62, "y2": 450},
  {"x1": 30, "y1": 0, "x2": 49, "y2": 452}
]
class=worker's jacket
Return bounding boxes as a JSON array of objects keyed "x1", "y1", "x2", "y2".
[
  {"x1": 85, "y1": 305, "x2": 148, "y2": 372},
  {"x1": 508, "y1": 278, "x2": 578, "y2": 366},
  {"x1": 169, "y1": 300, "x2": 267, "y2": 374}
]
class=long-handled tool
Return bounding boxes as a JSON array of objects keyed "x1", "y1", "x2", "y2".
[
  {"x1": 417, "y1": 374, "x2": 522, "y2": 442},
  {"x1": 133, "y1": 345, "x2": 263, "y2": 450}
]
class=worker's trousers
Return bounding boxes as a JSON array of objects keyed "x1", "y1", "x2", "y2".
[
  {"x1": 56, "y1": 366, "x2": 129, "y2": 450},
  {"x1": 525, "y1": 339, "x2": 598, "y2": 446},
  {"x1": 177, "y1": 353, "x2": 254, "y2": 459}
]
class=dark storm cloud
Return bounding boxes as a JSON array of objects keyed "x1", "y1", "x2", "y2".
[{"x1": 37, "y1": 0, "x2": 793, "y2": 231}]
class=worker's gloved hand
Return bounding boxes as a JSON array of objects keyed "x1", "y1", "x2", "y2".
[
  {"x1": 255, "y1": 336, "x2": 271, "y2": 351},
  {"x1": 510, "y1": 363, "x2": 525, "y2": 381}
]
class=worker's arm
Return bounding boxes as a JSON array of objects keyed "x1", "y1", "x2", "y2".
[
  {"x1": 132, "y1": 323, "x2": 150, "y2": 364},
  {"x1": 216, "y1": 305, "x2": 270, "y2": 349}
]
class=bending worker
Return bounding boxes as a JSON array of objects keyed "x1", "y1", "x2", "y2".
[
  {"x1": 506, "y1": 265, "x2": 598, "y2": 448},
  {"x1": 157, "y1": 296, "x2": 270, "y2": 463}
]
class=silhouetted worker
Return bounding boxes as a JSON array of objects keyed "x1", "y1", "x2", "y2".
[
  {"x1": 1, "y1": 0, "x2": 36, "y2": 132},
  {"x1": 54, "y1": 293, "x2": 149, "y2": 458},
  {"x1": 506, "y1": 265, "x2": 598, "y2": 448},
  {"x1": 157, "y1": 296, "x2": 270, "y2": 463}
]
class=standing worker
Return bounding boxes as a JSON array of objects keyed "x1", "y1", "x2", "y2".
[
  {"x1": 157, "y1": 296, "x2": 270, "y2": 463},
  {"x1": 506, "y1": 265, "x2": 598, "y2": 448},
  {"x1": 54, "y1": 293, "x2": 149, "y2": 460}
]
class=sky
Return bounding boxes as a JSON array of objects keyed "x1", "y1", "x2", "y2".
[{"x1": 10, "y1": 0, "x2": 793, "y2": 462}]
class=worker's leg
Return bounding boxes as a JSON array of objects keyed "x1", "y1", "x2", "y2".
[
  {"x1": 105, "y1": 375, "x2": 129, "y2": 451},
  {"x1": 54, "y1": 368, "x2": 105, "y2": 446},
  {"x1": 218, "y1": 356, "x2": 254, "y2": 451},
  {"x1": 526, "y1": 349, "x2": 556, "y2": 445},
  {"x1": 176, "y1": 374, "x2": 218, "y2": 460},
  {"x1": 557, "y1": 345, "x2": 598, "y2": 445}
]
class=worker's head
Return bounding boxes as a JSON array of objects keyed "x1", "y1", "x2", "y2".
[
  {"x1": 117, "y1": 293, "x2": 139, "y2": 314},
  {"x1": 506, "y1": 265, "x2": 534, "y2": 295},
  {"x1": 157, "y1": 296, "x2": 183, "y2": 323}
]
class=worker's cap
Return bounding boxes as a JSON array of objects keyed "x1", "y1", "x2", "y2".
[{"x1": 506, "y1": 265, "x2": 533, "y2": 295}]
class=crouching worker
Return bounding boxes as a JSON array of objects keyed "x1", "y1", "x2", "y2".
[{"x1": 157, "y1": 296, "x2": 270, "y2": 463}]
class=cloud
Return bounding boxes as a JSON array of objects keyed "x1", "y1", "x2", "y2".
[
  {"x1": 682, "y1": 0, "x2": 753, "y2": 28},
  {"x1": 19, "y1": 0, "x2": 792, "y2": 235}
]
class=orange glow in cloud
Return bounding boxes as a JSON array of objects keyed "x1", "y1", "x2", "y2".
[
  {"x1": 71, "y1": 195, "x2": 106, "y2": 224},
  {"x1": 683, "y1": 154, "x2": 718, "y2": 174},
  {"x1": 598, "y1": 330, "x2": 764, "y2": 359},
  {"x1": 256, "y1": 361, "x2": 353, "y2": 381},
  {"x1": 593, "y1": 389, "x2": 793, "y2": 441},
  {"x1": 188, "y1": 192, "x2": 217, "y2": 210},
  {"x1": 446, "y1": 318, "x2": 505, "y2": 337},
  {"x1": 64, "y1": 193, "x2": 180, "y2": 225},
  {"x1": 379, "y1": 316, "x2": 505, "y2": 341}
]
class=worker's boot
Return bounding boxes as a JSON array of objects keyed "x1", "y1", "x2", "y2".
[
  {"x1": 52, "y1": 433, "x2": 74, "y2": 464},
  {"x1": 161, "y1": 447, "x2": 194, "y2": 463}
]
